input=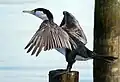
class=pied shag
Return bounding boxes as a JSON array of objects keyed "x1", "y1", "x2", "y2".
[{"x1": 23, "y1": 8, "x2": 117, "y2": 74}]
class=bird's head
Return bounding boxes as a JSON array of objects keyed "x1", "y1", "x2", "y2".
[{"x1": 23, "y1": 8, "x2": 53, "y2": 21}]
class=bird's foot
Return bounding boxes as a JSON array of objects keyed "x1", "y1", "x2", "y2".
[{"x1": 52, "y1": 69, "x2": 70, "y2": 78}]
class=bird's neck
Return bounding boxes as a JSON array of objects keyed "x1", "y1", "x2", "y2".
[
  {"x1": 41, "y1": 16, "x2": 53, "y2": 23},
  {"x1": 49, "y1": 19, "x2": 54, "y2": 23},
  {"x1": 42, "y1": 19, "x2": 54, "y2": 25},
  {"x1": 46, "y1": 12, "x2": 54, "y2": 23}
]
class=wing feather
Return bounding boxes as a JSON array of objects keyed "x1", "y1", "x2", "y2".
[
  {"x1": 36, "y1": 37, "x2": 44, "y2": 56},
  {"x1": 52, "y1": 31, "x2": 58, "y2": 48},
  {"x1": 31, "y1": 36, "x2": 40, "y2": 55},
  {"x1": 25, "y1": 32, "x2": 39, "y2": 49},
  {"x1": 25, "y1": 21, "x2": 71, "y2": 56},
  {"x1": 60, "y1": 11, "x2": 87, "y2": 47},
  {"x1": 26, "y1": 35, "x2": 39, "y2": 53}
]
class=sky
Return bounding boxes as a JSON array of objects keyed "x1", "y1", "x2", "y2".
[{"x1": 0, "y1": 0, "x2": 94, "y2": 80}]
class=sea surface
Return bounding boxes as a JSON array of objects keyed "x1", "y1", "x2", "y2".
[
  {"x1": 0, "y1": 49, "x2": 93, "y2": 82},
  {"x1": 0, "y1": 65, "x2": 93, "y2": 82}
]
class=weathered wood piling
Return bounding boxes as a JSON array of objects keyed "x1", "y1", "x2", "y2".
[
  {"x1": 49, "y1": 69, "x2": 79, "y2": 82},
  {"x1": 94, "y1": 0, "x2": 120, "y2": 82}
]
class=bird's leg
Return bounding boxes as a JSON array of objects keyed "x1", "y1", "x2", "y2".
[
  {"x1": 53, "y1": 62, "x2": 74, "y2": 78},
  {"x1": 53, "y1": 49, "x2": 76, "y2": 77},
  {"x1": 66, "y1": 62, "x2": 73, "y2": 72}
]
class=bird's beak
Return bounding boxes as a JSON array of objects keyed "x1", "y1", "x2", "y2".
[{"x1": 23, "y1": 10, "x2": 34, "y2": 14}]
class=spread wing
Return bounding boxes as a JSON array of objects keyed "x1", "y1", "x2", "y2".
[
  {"x1": 25, "y1": 21, "x2": 72, "y2": 56},
  {"x1": 60, "y1": 11, "x2": 87, "y2": 46}
]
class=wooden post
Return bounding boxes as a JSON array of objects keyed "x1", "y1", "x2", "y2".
[
  {"x1": 94, "y1": 0, "x2": 120, "y2": 82},
  {"x1": 49, "y1": 69, "x2": 79, "y2": 82}
]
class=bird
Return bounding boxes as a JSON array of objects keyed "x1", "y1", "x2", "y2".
[{"x1": 23, "y1": 8, "x2": 117, "y2": 75}]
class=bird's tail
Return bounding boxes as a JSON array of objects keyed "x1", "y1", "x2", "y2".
[
  {"x1": 93, "y1": 54, "x2": 117, "y2": 63},
  {"x1": 89, "y1": 50, "x2": 117, "y2": 63}
]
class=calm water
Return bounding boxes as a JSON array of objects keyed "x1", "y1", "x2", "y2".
[
  {"x1": 0, "y1": 50, "x2": 93, "y2": 82},
  {"x1": 0, "y1": 66, "x2": 93, "y2": 82},
  {"x1": 0, "y1": 0, "x2": 94, "y2": 82}
]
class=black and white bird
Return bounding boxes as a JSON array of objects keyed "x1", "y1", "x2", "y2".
[{"x1": 23, "y1": 8, "x2": 117, "y2": 73}]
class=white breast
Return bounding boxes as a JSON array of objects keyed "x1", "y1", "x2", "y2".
[
  {"x1": 55, "y1": 48, "x2": 91, "y2": 61},
  {"x1": 55, "y1": 48, "x2": 66, "y2": 55}
]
